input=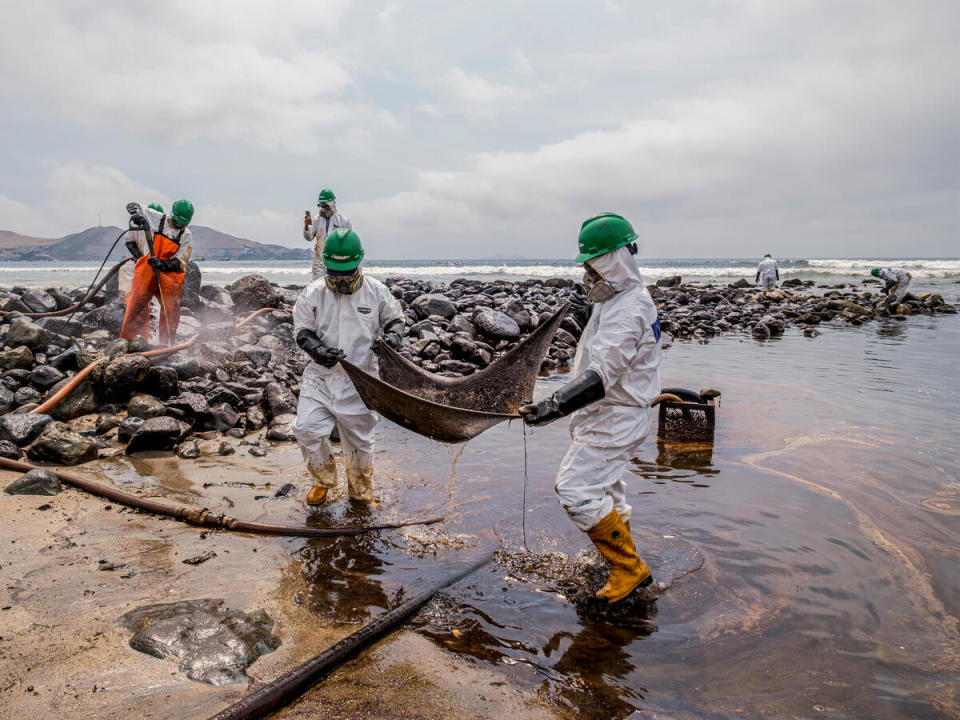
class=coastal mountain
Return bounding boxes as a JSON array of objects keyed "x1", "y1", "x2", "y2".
[{"x1": 0, "y1": 225, "x2": 311, "y2": 261}]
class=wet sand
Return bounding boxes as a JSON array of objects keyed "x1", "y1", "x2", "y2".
[{"x1": 3, "y1": 314, "x2": 960, "y2": 719}]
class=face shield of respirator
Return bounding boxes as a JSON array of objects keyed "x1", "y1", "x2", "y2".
[
  {"x1": 325, "y1": 267, "x2": 363, "y2": 294},
  {"x1": 582, "y1": 264, "x2": 616, "y2": 303}
]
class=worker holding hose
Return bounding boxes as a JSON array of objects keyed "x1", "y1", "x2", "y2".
[
  {"x1": 291, "y1": 228, "x2": 404, "y2": 505},
  {"x1": 520, "y1": 212, "x2": 661, "y2": 603},
  {"x1": 119, "y1": 199, "x2": 194, "y2": 345},
  {"x1": 119, "y1": 202, "x2": 164, "y2": 301},
  {"x1": 304, "y1": 188, "x2": 352, "y2": 281}
]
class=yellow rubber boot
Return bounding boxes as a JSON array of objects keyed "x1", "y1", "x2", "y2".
[
  {"x1": 306, "y1": 486, "x2": 328, "y2": 505},
  {"x1": 587, "y1": 509, "x2": 652, "y2": 603}
]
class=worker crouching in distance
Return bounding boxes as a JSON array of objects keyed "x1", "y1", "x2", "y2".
[
  {"x1": 291, "y1": 228, "x2": 405, "y2": 505},
  {"x1": 119, "y1": 199, "x2": 194, "y2": 345},
  {"x1": 304, "y1": 188, "x2": 352, "y2": 282},
  {"x1": 520, "y1": 212, "x2": 661, "y2": 603},
  {"x1": 871, "y1": 266, "x2": 911, "y2": 310}
]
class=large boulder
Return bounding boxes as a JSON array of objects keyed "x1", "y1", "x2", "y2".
[
  {"x1": 101, "y1": 355, "x2": 152, "y2": 400},
  {"x1": 26, "y1": 421, "x2": 98, "y2": 465},
  {"x1": 410, "y1": 294, "x2": 457, "y2": 320},
  {"x1": 260, "y1": 382, "x2": 297, "y2": 420},
  {"x1": 126, "y1": 416, "x2": 188, "y2": 453},
  {"x1": 181, "y1": 262, "x2": 203, "y2": 310},
  {"x1": 472, "y1": 308, "x2": 521, "y2": 340},
  {"x1": 48, "y1": 379, "x2": 99, "y2": 421},
  {"x1": 20, "y1": 289, "x2": 58, "y2": 314},
  {"x1": 80, "y1": 304, "x2": 127, "y2": 335},
  {"x1": 0, "y1": 413, "x2": 53, "y2": 446},
  {"x1": 30, "y1": 365, "x2": 66, "y2": 391},
  {"x1": 229, "y1": 275, "x2": 281, "y2": 313},
  {"x1": 0, "y1": 346, "x2": 33, "y2": 370},
  {"x1": 5, "y1": 317, "x2": 65, "y2": 349}
]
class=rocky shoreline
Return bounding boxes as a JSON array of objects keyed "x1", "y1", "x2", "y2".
[{"x1": 0, "y1": 272, "x2": 956, "y2": 469}]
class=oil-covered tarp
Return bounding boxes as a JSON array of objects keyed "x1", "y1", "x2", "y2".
[{"x1": 340, "y1": 303, "x2": 569, "y2": 442}]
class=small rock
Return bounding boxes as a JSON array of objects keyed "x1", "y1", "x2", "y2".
[
  {"x1": 0, "y1": 440, "x2": 19, "y2": 460},
  {"x1": 127, "y1": 393, "x2": 165, "y2": 419},
  {"x1": 117, "y1": 416, "x2": 146, "y2": 443},
  {"x1": 126, "y1": 416, "x2": 186, "y2": 454},
  {"x1": 4, "y1": 469, "x2": 62, "y2": 496},
  {"x1": 472, "y1": 309, "x2": 521, "y2": 340},
  {"x1": 0, "y1": 413, "x2": 54, "y2": 447},
  {"x1": 182, "y1": 551, "x2": 217, "y2": 566},
  {"x1": 0, "y1": 346, "x2": 34, "y2": 371},
  {"x1": 26, "y1": 422, "x2": 98, "y2": 465},
  {"x1": 177, "y1": 440, "x2": 200, "y2": 459}
]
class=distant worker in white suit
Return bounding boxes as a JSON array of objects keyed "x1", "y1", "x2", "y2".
[
  {"x1": 755, "y1": 253, "x2": 779, "y2": 294},
  {"x1": 871, "y1": 267, "x2": 911, "y2": 309},
  {"x1": 303, "y1": 188, "x2": 352, "y2": 282}
]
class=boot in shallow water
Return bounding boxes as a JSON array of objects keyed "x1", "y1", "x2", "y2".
[
  {"x1": 587, "y1": 509, "x2": 653, "y2": 603},
  {"x1": 306, "y1": 485, "x2": 328, "y2": 505}
]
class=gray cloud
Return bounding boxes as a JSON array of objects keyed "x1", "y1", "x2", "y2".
[{"x1": 0, "y1": 0, "x2": 957, "y2": 258}]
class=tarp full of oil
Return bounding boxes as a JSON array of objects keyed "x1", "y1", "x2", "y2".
[{"x1": 340, "y1": 303, "x2": 570, "y2": 443}]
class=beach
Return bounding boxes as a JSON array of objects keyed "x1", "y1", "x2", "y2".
[{"x1": 2, "y1": 265, "x2": 959, "y2": 718}]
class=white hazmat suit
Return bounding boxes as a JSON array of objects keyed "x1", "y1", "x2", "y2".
[
  {"x1": 554, "y1": 246, "x2": 663, "y2": 531},
  {"x1": 291, "y1": 274, "x2": 403, "y2": 500},
  {"x1": 756, "y1": 256, "x2": 779, "y2": 291},
  {"x1": 304, "y1": 202, "x2": 352, "y2": 281}
]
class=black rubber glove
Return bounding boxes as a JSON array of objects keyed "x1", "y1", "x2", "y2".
[
  {"x1": 519, "y1": 370, "x2": 605, "y2": 426},
  {"x1": 297, "y1": 329, "x2": 346, "y2": 368},
  {"x1": 568, "y1": 289, "x2": 593, "y2": 329},
  {"x1": 148, "y1": 257, "x2": 181, "y2": 272},
  {"x1": 126, "y1": 202, "x2": 140, "y2": 215},
  {"x1": 125, "y1": 239, "x2": 142, "y2": 259},
  {"x1": 372, "y1": 319, "x2": 404, "y2": 353},
  {"x1": 129, "y1": 213, "x2": 148, "y2": 230}
]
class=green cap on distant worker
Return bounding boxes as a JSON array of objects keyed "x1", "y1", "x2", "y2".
[
  {"x1": 147, "y1": 203, "x2": 164, "y2": 213},
  {"x1": 322, "y1": 228, "x2": 364, "y2": 271},
  {"x1": 575, "y1": 212, "x2": 638, "y2": 264},
  {"x1": 317, "y1": 188, "x2": 336, "y2": 205},
  {"x1": 871, "y1": 267, "x2": 881, "y2": 277},
  {"x1": 171, "y1": 199, "x2": 194, "y2": 227}
]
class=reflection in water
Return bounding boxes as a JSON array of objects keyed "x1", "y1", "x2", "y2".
[{"x1": 628, "y1": 441, "x2": 718, "y2": 487}]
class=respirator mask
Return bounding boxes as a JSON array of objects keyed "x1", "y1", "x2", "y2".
[
  {"x1": 318, "y1": 202, "x2": 334, "y2": 219},
  {"x1": 582, "y1": 264, "x2": 616, "y2": 303},
  {"x1": 325, "y1": 267, "x2": 364, "y2": 294}
]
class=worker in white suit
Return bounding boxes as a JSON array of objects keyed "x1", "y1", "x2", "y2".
[
  {"x1": 291, "y1": 228, "x2": 404, "y2": 505},
  {"x1": 521, "y1": 212, "x2": 662, "y2": 603},
  {"x1": 303, "y1": 188, "x2": 352, "y2": 282}
]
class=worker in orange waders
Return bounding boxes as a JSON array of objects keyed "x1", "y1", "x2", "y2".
[{"x1": 119, "y1": 199, "x2": 195, "y2": 345}]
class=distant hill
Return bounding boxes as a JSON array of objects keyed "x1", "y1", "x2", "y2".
[{"x1": 0, "y1": 225, "x2": 311, "y2": 261}]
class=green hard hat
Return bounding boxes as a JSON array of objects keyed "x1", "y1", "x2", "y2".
[
  {"x1": 871, "y1": 267, "x2": 881, "y2": 277},
  {"x1": 317, "y1": 188, "x2": 336, "y2": 204},
  {"x1": 322, "y1": 228, "x2": 364, "y2": 271},
  {"x1": 575, "y1": 212, "x2": 638, "y2": 263},
  {"x1": 171, "y1": 199, "x2": 194, "y2": 227},
  {"x1": 147, "y1": 203, "x2": 164, "y2": 213}
]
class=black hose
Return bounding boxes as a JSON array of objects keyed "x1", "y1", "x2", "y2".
[
  {"x1": 208, "y1": 552, "x2": 494, "y2": 720},
  {"x1": 64, "y1": 227, "x2": 131, "y2": 326}
]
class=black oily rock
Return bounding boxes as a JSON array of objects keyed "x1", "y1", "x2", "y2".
[
  {"x1": 245, "y1": 406, "x2": 266, "y2": 430},
  {"x1": 48, "y1": 379, "x2": 99, "y2": 421},
  {"x1": 26, "y1": 422, "x2": 98, "y2": 465},
  {"x1": 13, "y1": 386, "x2": 41, "y2": 407},
  {"x1": 49, "y1": 345, "x2": 80, "y2": 372},
  {"x1": 472, "y1": 308, "x2": 521, "y2": 340},
  {"x1": 126, "y1": 416, "x2": 186, "y2": 454},
  {"x1": 20, "y1": 289, "x2": 58, "y2": 314},
  {"x1": 80, "y1": 305, "x2": 126, "y2": 335},
  {"x1": 234, "y1": 344, "x2": 272, "y2": 367},
  {"x1": 260, "y1": 382, "x2": 297, "y2": 419},
  {"x1": 229, "y1": 274, "x2": 281, "y2": 313},
  {"x1": 0, "y1": 345, "x2": 34, "y2": 370},
  {"x1": 410, "y1": 293, "x2": 457, "y2": 320},
  {"x1": 0, "y1": 413, "x2": 53, "y2": 446},
  {"x1": 266, "y1": 414, "x2": 296, "y2": 441},
  {"x1": 117, "y1": 416, "x2": 146, "y2": 443},
  {"x1": 177, "y1": 440, "x2": 200, "y2": 459},
  {"x1": 30, "y1": 365, "x2": 66, "y2": 391},
  {"x1": 142, "y1": 365, "x2": 180, "y2": 399},
  {"x1": 181, "y1": 261, "x2": 203, "y2": 311},
  {"x1": 207, "y1": 403, "x2": 240, "y2": 432},
  {"x1": 102, "y1": 354, "x2": 152, "y2": 390},
  {"x1": 5, "y1": 317, "x2": 59, "y2": 349},
  {"x1": 0, "y1": 439, "x2": 19, "y2": 460},
  {"x1": 205, "y1": 386, "x2": 241, "y2": 409},
  {"x1": 170, "y1": 358, "x2": 216, "y2": 380},
  {"x1": 4, "y1": 469, "x2": 61, "y2": 496},
  {"x1": 127, "y1": 393, "x2": 165, "y2": 419},
  {"x1": 95, "y1": 414, "x2": 119, "y2": 435},
  {"x1": 166, "y1": 392, "x2": 211, "y2": 421},
  {"x1": 35, "y1": 316, "x2": 82, "y2": 337},
  {"x1": 0, "y1": 386, "x2": 14, "y2": 415},
  {"x1": 116, "y1": 599, "x2": 281, "y2": 686}
]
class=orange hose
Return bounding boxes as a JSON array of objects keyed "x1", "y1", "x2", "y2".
[
  {"x1": 235, "y1": 306, "x2": 282, "y2": 329},
  {"x1": 31, "y1": 333, "x2": 200, "y2": 415}
]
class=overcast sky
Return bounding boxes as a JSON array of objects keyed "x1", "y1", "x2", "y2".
[{"x1": 1, "y1": 1, "x2": 957, "y2": 259}]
